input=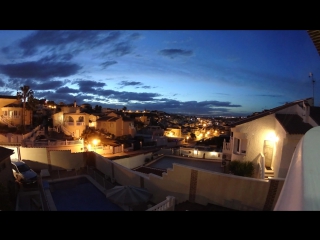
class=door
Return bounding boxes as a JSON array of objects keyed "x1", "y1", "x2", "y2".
[{"x1": 76, "y1": 129, "x2": 80, "y2": 138}]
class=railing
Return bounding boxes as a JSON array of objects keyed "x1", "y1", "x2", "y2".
[
  {"x1": 60, "y1": 124, "x2": 73, "y2": 136},
  {"x1": 258, "y1": 153, "x2": 265, "y2": 179},
  {"x1": 0, "y1": 115, "x2": 15, "y2": 127},
  {"x1": 146, "y1": 196, "x2": 175, "y2": 211},
  {"x1": 274, "y1": 126, "x2": 320, "y2": 210}
]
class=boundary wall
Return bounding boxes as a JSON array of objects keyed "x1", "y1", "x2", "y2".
[{"x1": 3, "y1": 144, "x2": 284, "y2": 211}]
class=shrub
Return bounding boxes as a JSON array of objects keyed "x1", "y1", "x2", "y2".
[{"x1": 228, "y1": 160, "x2": 254, "y2": 177}]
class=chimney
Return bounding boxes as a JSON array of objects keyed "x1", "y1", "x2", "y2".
[{"x1": 74, "y1": 100, "x2": 76, "y2": 107}]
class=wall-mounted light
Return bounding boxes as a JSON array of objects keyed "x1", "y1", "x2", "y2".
[{"x1": 265, "y1": 132, "x2": 279, "y2": 142}]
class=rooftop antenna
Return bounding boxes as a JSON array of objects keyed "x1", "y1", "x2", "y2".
[{"x1": 309, "y1": 72, "x2": 315, "y2": 104}]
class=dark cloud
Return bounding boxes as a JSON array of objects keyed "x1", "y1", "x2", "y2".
[
  {"x1": 159, "y1": 48, "x2": 193, "y2": 59},
  {"x1": 100, "y1": 60, "x2": 117, "y2": 69},
  {"x1": 56, "y1": 86, "x2": 79, "y2": 94},
  {"x1": 15, "y1": 30, "x2": 122, "y2": 58},
  {"x1": 76, "y1": 80, "x2": 106, "y2": 93},
  {"x1": 0, "y1": 61, "x2": 82, "y2": 80},
  {"x1": 118, "y1": 81, "x2": 143, "y2": 87},
  {"x1": 0, "y1": 78, "x2": 5, "y2": 87},
  {"x1": 107, "y1": 42, "x2": 134, "y2": 57}
]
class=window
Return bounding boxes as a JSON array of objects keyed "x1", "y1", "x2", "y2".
[
  {"x1": 233, "y1": 137, "x2": 247, "y2": 155},
  {"x1": 78, "y1": 116, "x2": 84, "y2": 122},
  {"x1": 13, "y1": 110, "x2": 20, "y2": 118},
  {"x1": 3, "y1": 111, "x2": 7, "y2": 116}
]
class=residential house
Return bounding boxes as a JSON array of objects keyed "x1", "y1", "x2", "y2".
[
  {"x1": 96, "y1": 112, "x2": 136, "y2": 138},
  {"x1": 52, "y1": 101, "x2": 98, "y2": 138},
  {"x1": 0, "y1": 95, "x2": 32, "y2": 127},
  {"x1": 222, "y1": 97, "x2": 319, "y2": 179},
  {"x1": 0, "y1": 146, "x2": 15, "y2": 189}
]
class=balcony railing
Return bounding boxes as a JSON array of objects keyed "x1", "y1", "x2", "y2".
[
  {"x1": 274, "y1": 126, "x2": 320, "y2": 210},
  {"x1": 146, "y1": 196, "x2": 175, "y2": 211}
]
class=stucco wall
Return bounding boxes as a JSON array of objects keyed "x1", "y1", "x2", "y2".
[
  {"x1": 113, "y1": 162, "x2": 142, "y2": 187},
  {"x1": 50, "y1": 151, "x2": 85, "y2": 170},
  {"x1": 142, "y1": 163, "x2": 274, "y2": 210},
  {"x1": 277, "y1": 135, "x2": 302, "y2": 178},
  {"x1": 16, "y1": 147, "x2": 86, "y2": 172},
  {"x1": 195, "y1": 169, "x2": 269, "y2": 210},
  {"x1": 4, "y1": 145, "x2": 284, "y2": 211},
  {"x1": 231, "y1": 114, "x2": 295, "y2": 179}
]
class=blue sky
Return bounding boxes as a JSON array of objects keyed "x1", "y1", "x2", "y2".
[{"x1": 0, "y1": 30, "x2": 319, "y2": 117}]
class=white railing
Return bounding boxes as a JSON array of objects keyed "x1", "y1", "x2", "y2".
[
  {"x1": 60, "y1": 124, "x2": 73, "y2": 136},
  {"x1": 259, "y1": 153, "x2": 265, "y2": 179},
  {"x1": 146, "y1": 196, "x2": 175, "y2": 211},
  {"x1": 274, "y1": 126, "x2": 320, "y2": 210}
]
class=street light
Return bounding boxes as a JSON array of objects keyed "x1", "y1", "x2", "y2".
[{"x1": 92, "y1": 139, "x2": 100, "y2": 151}]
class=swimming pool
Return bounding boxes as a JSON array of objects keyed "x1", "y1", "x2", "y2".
[
  {"x1": 42, "y1": 176, "x2": 124, "y2": 211},
  {"x1": 147, "y1": 155, "x2": 224, "y2": 173}
]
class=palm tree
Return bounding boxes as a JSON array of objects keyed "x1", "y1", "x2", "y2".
[{"x1": 17, "y1": 85, "x2": 34, "y2": 132}]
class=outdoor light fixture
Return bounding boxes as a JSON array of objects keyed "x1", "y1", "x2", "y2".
[
  {"x1": 92, "y1": 139, "x2": 100, "y2": 149},
  {"x1": 265, "y1": 132, "x2": 279, "y2": 142}
]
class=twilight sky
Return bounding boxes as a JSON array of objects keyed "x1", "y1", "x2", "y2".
[{"x1": 0, "y1": 30, "x2": 319, "y2": 117}]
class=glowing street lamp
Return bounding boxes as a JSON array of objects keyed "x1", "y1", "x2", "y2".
[{"x1": 92, "y1": 139, "x2": 100, "y2": 150}]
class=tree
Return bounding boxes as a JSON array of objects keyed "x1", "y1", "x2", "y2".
[
  {"x1": 122, "y1": 106, "x2": 127, "y2": 111},
  {"x1": 94, "y1": 105, "x2": 102, "y2": 113},
  {"x1": 17, "y1": 85, "x2": 34, "y2": 133}
]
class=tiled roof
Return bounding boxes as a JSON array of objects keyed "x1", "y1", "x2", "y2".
[
  {"x1": 310, "y1": 106, "x2": 320, "y2": 125},
  {"x1": 0, "y1": 95, "x2": 17, "y2": 99},
  {"x1": 275, "y1": 114, "x2": 313, "y2": 134},
  {"x1": 229, "y1": 98, "x2": 313, "y2": 127},
  {"x1": 97, "y1": 116, "x2": 119, "y2": 121},
  {"x1": 3, "y1": 102, "x2": 22, "y2": 107}
]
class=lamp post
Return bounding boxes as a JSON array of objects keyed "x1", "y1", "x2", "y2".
[{"x1": 92, "y1": 139, "x2": 99, "y2": 151}]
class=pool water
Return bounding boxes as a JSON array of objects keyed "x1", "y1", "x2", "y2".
[
  {"x1": 47, "y1": 176, "x2": 124, "y2": 211},
  {"x1": 147, "y1": 156, "x2": 224, "y2": 173}
]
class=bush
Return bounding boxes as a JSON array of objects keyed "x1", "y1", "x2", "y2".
[{"x1": 228, "y1": 160, "x2": 254, "y2": 177}]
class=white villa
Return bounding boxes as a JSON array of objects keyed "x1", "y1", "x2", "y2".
[{"x1": 222, "y1": 97, "x2": 320, "y2": 179}]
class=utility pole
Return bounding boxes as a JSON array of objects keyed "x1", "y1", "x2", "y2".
[{"x1": 309, "y1": 72, "x2": 316, "y2": 104}]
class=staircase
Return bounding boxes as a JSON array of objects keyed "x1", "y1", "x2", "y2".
[
  {"x1": 0, "y1": 115, "x2": 15, "y2": 127},
  {"x1": 265, "y1": 168, "x2": 274, "y2": 179}
]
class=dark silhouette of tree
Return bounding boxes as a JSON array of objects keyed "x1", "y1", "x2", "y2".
[
  {"x1": 94, "y1": 105, "x2": 102, "y2": 113},
  {"x1": 17, "y1": 85, "x2": 34, "y2": 132}
]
